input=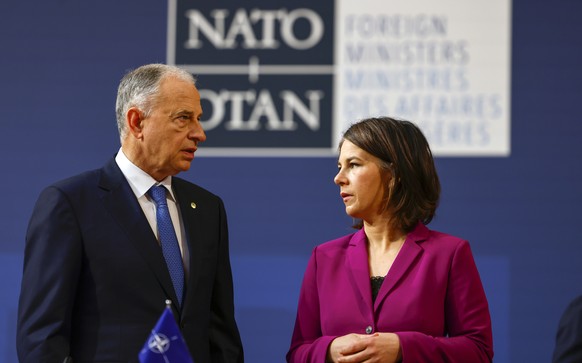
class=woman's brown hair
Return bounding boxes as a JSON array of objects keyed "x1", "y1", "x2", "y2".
[{"x1": 340, "y1": 117, "x2": 440, "y2": 232}]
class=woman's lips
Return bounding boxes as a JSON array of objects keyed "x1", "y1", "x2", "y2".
[{"x1": 340, "y1": 192, "x2": 352, "y2": 202}]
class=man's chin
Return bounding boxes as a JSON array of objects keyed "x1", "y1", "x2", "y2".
[{"x1": 177, "y1": 162, "x2": 192, "y2": 172}]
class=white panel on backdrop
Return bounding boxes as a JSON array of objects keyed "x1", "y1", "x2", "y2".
[
  {"x1": 334, "y1": 0, "x2": 512, "y2": 156},
  {"x1": 167, "y1": 0, "x2": 511, "y2": 157}
]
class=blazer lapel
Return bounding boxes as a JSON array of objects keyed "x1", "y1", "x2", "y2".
[
  {"x1": 98, "y1": 159, "x2": 179, "y2": 305},
  {"x1": 346, "y1": 229, "x2": 374, "y2": 311},
  {"x1": 373, "y1": 223, "x2": 428, "y2": 311}
]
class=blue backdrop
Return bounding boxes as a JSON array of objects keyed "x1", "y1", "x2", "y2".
[{"x1": 1, "y1": 1, "x2": 581, "y2": 362}]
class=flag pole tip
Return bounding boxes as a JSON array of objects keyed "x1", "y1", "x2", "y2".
[{"x1": 165, "y1": 299, "x2": 172, "y2": 307}]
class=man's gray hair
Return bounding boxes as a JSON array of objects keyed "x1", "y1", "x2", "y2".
[{"x1": 115, "y1": 63, "x2": 197, "y2": 142}]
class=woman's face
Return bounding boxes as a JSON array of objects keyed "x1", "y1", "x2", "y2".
[{"x1": 334, "y1": 140, "x2": 389, "y2": 222}]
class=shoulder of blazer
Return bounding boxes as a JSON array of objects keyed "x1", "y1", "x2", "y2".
[
  {"x1": 44, "y1": 158, "x2": 135, "y2": 206},
  {"x1": 316, "y1": 229, "x2": 362, "y2": 253},
  {"x1": 416, "y1": 229, "x2": 467, "y2": 252},
  {"x1": 47, "y1": 164, "x2": 107, "y2": 197}
]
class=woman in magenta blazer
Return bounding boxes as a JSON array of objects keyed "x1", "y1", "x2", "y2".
[{"x1": 287, "y1": 117, "x2": 493, "y2": 363}]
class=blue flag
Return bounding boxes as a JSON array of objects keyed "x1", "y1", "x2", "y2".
[{"x1": 139, "y1": 305, "x2": 194, "y2": 363}]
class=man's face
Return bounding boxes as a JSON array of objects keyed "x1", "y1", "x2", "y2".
[{"x1": 138, "y1": 76, "x2": 206, "y2": 181}]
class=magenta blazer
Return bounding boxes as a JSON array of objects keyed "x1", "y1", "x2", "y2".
[{"x1": 287, "y1": 222, "x2": 493, "y2": 363}]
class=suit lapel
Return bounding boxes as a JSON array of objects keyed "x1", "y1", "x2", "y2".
[
  {"x1": 373, "y1": 223, "x2": 428, "y2": 311},
  {"x1": 172, "y1": 179, "x2": 203, "y2": 315},
  {"x1": 98, "y1": 159, "x2": 179, "y2": 306}
]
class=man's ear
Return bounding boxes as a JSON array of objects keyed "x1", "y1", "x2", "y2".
[{"x1": 126, "y1": 107, "x2": 144, "y2": 139}]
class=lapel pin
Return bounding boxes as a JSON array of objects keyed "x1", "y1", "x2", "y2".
[{"x1": 190, "y1": 202, "x2": 197, "y2": 209}]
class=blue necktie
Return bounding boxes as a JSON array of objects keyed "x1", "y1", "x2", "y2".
[{"x1": 148, "y1": 185, "x2": 184, "y2": 307}]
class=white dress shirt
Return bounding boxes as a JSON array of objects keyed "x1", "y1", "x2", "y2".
[{"x1": 115, "y1": 148, "x2": 190, "y2": 276}]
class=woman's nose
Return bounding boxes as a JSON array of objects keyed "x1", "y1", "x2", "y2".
[{"x1": 334, "y1": 170, "x2": 345, "y2": 185}]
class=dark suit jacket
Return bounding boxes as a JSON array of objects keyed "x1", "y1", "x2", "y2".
[
  {"x1": 553, "y1": 295, "x2": 582, "y2": 363},
  {"x1": 17, "y1": 158, "x2": 244, "y2": 363},
  {"x1": 287, "y1": 223, "x2": 493, "y2": 363}
]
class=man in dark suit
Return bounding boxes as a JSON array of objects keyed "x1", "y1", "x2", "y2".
[
  {"x1": 16, "y1": 63, "x2": 244, "y2": 363},
  {"x1": 553, "y1": 295, "x2": 582, "y2": 363}
]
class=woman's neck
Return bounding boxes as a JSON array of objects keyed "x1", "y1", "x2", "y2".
[
  {"x1": 364, "y1": 218, "x2": 407, "y2": 277},
  {"x1": 363, "y1": 217, "x2": 406, "y2": 251}
]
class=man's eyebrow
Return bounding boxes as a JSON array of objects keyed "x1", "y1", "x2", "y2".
[
  {"x1": 172, "y1": 110, "x2": 194, "y2": 116},
  {"x1": 173, "y1": 109, "x2": 203, "y2": 119}
]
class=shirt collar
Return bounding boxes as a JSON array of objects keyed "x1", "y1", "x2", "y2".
[{"x1": 115, "y1": 147, "x2": 175, "y2": 201}]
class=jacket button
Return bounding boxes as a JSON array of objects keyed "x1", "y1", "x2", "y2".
[{"x1": 365, "y1": 325, "x2": 373, "y2": 334}]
